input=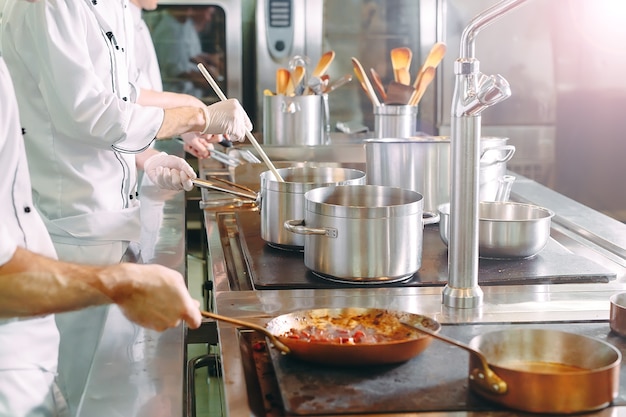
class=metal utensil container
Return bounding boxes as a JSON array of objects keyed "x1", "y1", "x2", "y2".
[
  {"x1": 263, "y1": 94, "x2": 330, "y2": 145},
  {"x1": 284, "y1": 185, "x2": 424, "y2": 282}
]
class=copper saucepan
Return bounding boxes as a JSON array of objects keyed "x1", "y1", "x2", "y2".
[
  {"x1": 410, "y1": 324, "x2": 621, "y2": 414},
  {"x1": 201, "y1": 308, "x2": 441, "y2": 366}
]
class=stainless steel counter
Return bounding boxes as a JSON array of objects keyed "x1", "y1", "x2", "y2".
[
  {"x1": 79, "y1": 140, "x2": 188, "y2": 417},
  {"x1": 199, "y1": 142, "x2": 626, "y2": 416}
]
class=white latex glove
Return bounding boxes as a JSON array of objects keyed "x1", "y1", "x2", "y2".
[
  {"x1": 201, "y1": 98, "x2": 252, "y2": 142},
  {"x1": 144, "y1": 152, "x2": 197, "y2": 191},
  {"x1": 180, "y1": 132, "x2": 223, "y2": 159}
]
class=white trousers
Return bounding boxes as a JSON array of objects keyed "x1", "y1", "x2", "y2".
[{"x1": 53, "y1": 241, "x2": 127, "y2": 417}]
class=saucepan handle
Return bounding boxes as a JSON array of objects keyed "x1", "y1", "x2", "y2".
[
  {"x1": 480, "y1": 145, "x2": 516, "y2": 167},
  {"x1": 284, "y1": 219, "x2": 338, "y2": 238},
  {"x1": 423, "y1": 211, "x2": 440, "y2": 225}
]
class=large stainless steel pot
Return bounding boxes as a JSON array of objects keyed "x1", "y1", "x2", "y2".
[
  {"x1": 194, "y1": 166, "x2": 366, "y2": 248},
  {"x1": 284, "y1": 185, "x2": 424, "y2": 283},
  {"x1": 365, "y1": 136, "x2": 515, "y2": 217},
  {"x1": 468, "y1": 328, "x2": 621, "y2": 414}
]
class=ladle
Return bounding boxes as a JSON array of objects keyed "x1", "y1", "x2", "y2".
[
  {"x1": 402, "y1": 322, "x2": 508, "y2": 395},
  {"x1": 200, "y1": 310, "x2": 291, "y2": 354},
  {"x1": 197, "y1": 63, "x2": 284, "y2": 182}
]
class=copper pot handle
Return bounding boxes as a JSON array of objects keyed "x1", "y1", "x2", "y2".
[{"x1": 402, "y1": 322, "x2": 507, "y2": 395}]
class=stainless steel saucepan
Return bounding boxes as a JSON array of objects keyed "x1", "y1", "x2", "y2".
[{"x1": 194, "y1": 166, "x2": 366, "y2": 248}]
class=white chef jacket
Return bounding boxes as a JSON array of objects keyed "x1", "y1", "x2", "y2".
[
  {"x1": 1, "y1": 0, "x2": 165, "y2": 246},
  {"x1": 130, "y1": 3, "x2": 163, "y2": 92},
  {"x1": 0, "y1": 55, "x2": 65, "y2": 416}
]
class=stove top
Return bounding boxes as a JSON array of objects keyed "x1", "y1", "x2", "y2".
[{"x1": 235, "y1": 211, "x2": 615, "y2": 289}]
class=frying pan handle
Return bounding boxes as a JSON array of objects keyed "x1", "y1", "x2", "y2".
[{"x1": 284, "y1": 219, "x2": 338, "y2": 238}]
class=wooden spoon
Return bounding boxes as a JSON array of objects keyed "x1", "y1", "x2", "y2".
[
  {"x1": 351, "y1": 57, "x2": 381, "y2": 107},
  {"x1": 201, "y1": 310, "x2": 291, "y2": 354},
  {"x1": 409, "y1": 65, "x2": 436, "y2": 106},
  {"x1": 276, "y1": 68, "x2": 291, "y2": 96},
  {"x1": 414, "y1": 42, "x2": 446, "y2": 88},
  {"x1": 390, "y1": 47, "x2": 412, "y2": 85},
  {"x1": 291, "y1": 65, "x2": 306, "y2": 95},
  {"x1": 370, "y1": 68, "x2": 387, "y2": 101}
]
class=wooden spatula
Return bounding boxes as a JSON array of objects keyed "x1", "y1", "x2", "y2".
[
  {"x1": 305, "y1": 50, "x2": 335, "y2": 95},
  {"x1": 370, "y1": 68, "x2": 387, "y2": 101},
  {"x1": 351, "y1": 57, "x2": 381, "y2": 107},
  {"x1": 390, "y1": 47, "x2": 412, "y2": 85},
  {"x1": 414, "y1": 42, "x2": 446, "y2": 88},
  {"x1": 276, "y1": 68, "x2": 291, "y2": 96},
  {"x1": 385, "y1": 81, "x2": 416, "y2": 105},
  {"x1": 409, "y1": 66, "x2": 436, "y2": 106}
]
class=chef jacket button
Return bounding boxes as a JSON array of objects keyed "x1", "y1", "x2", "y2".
[
  {"x1": 122, "y1": 97, "x2": 128, "y2": 101},
  {"x1": 21, "y1": 128, "x2": 26, "y2": 135},
  {"x1": 135, "y1": 192, "x2": 139, "y2": 197},
  {"x1": 24, "y1": 206, "x2": 31, "y2": 213},
  {"x1": 129, "y1": 194, "x2": 134, "y2": 200}
]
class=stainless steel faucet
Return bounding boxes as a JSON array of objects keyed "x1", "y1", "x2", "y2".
[{"x1": 442, "y1": 0, "x2": 529, "y2": 308}]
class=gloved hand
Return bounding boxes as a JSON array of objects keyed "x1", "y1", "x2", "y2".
[
  {"x1": 201, "y1": 98, "x2": 253, "y2": 142},
  {"x1": 180, "y1": 132, "x2": 223, "y2": 159},
  {"x1": 144, "y1": 152, "x2": 197, "y2": 191}
]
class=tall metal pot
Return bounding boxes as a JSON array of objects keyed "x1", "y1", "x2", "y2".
[
  {"x1": 365, "y1": 136, "x2": 515, "y2": 217},
  {"x1": 260, "y1": 166, "x2": 366, "y2": 248},
  {"x1": 284, "y1": 185, "x2": 424, "y2": 283}
]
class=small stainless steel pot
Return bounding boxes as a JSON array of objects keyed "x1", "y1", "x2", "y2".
[
  {"x1": 260, "y1": 166, "x2": 366, "y2": 248},
  {"x1": 284, "y1": 185, "x2": 424, "y2": 283},
  {"x1": 438, "y1": 201, "x2": 554, "y2": 259}
]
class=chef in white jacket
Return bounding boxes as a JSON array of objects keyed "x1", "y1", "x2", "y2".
[
  {"x1": 0, "y1": 0, "x2": 251, "y2": 415},
  {"x1": 130, "y1": 0, "x2": 215, "y2": 159},
  {"x1": 0, "y1": 50, "x2": 202, "y2": 417}
]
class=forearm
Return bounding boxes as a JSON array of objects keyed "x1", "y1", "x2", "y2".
[
  {"x1": 155, "y1": 107, "x2": 206, "y2": 139},
  {"x1": 0, "y1": 247, "x2": 124, "y2": 318}
]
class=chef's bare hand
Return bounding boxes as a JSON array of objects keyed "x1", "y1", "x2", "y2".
[
  {"x1": 201, "y1": 98, "x2": 252, "y2": 142},
  {"x1": 144, "y1": 152, "x2": 197, "y2": 191},
  {"x1": 109, "y1": 263, "x2": 202, "y2": 331},
  {"x1": 180, "y1": 132, "x2": 223, "y2": 159}
]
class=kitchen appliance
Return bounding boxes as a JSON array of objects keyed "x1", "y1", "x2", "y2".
[{"x1": 254, "y1": 0, "x2": 442, "y2": 134}]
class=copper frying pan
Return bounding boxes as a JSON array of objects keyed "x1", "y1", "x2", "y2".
[
  {"x1": 409, "y1": 324, "x2": 621, "y2": 414},
  {"x1": 202, "y1": 308, "x2": 441, "y2": 366}
]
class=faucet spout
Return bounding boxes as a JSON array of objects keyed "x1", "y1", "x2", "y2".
[
  {"x1": 460, "y1": 0, "x2": 530, "y2": 58},
  {"x1": 443, "y1": 0, "x2": 530, "y2": 309}
]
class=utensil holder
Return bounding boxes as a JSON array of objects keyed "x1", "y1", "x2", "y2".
[
  {"x1": 263, "y1": 94, "x2": 330, "y2": 145},
  {"x1": 374, "y1": 105, "x2": 418, "y2": 138}
]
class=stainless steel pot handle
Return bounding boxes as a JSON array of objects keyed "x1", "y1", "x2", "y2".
[
  {"x1": 423, "y1": 211, "x2": 440, "y2": 225},
  {"x1": 479, "y1": 145, "x2": 516, "y2": 167},
  {"x1": 284, "y1": 219, "x2": 338, "y2": 238}
]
